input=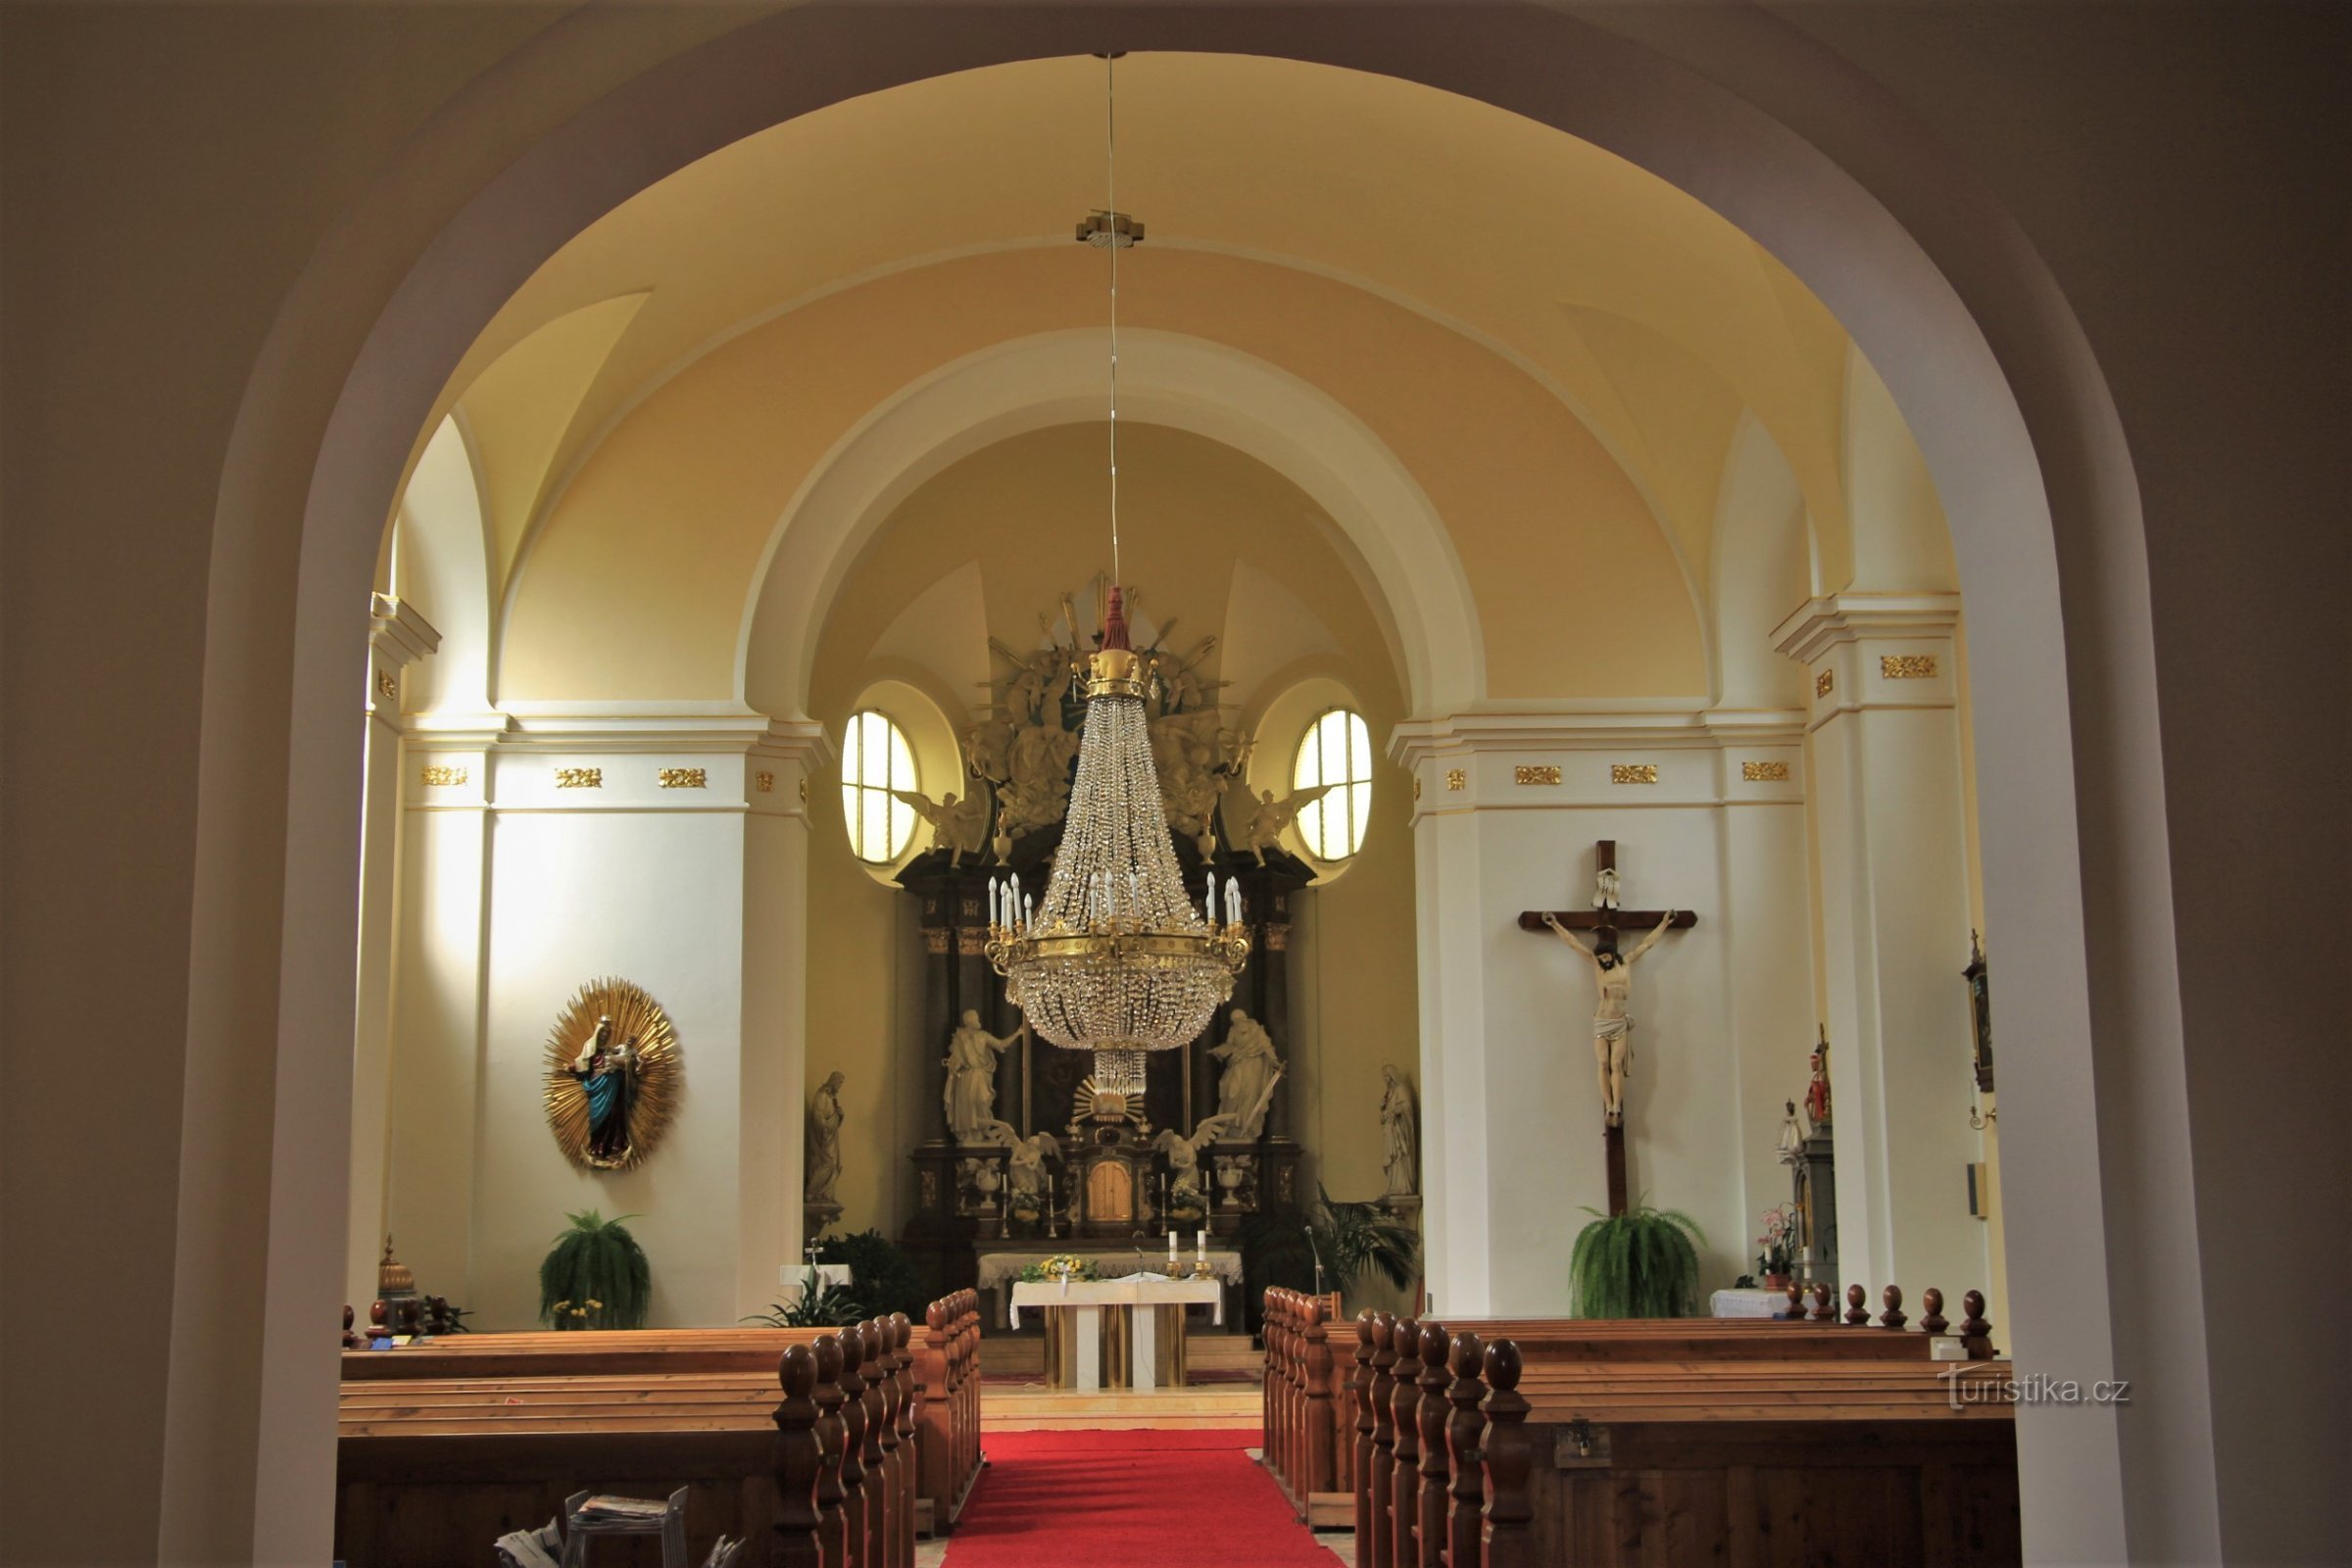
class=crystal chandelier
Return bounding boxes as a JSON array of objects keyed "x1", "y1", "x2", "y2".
[{"x1": 984, "y1": 55, "x2": 1250, "y2": 1097}]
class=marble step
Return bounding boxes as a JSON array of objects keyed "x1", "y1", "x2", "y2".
[
  {"x1": 981, "y1": 1330, "x2": 1259, "y2": 1376},
  {"x1": 982, "y1": 1385, "x2": 1262, "y2": 1431}
]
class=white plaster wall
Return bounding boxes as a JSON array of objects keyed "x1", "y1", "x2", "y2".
[
  {"x1": 345, "y1": 696, "x2": 405, "y2": 1312},
  {"x1": 382, "y1": 760, "x2": 491, "y2": 1308},
  {"x1": 390, "y1": 417, "x2": 493, "y2": 716},
  {"x1": 1718, "y1": 791, "x2": 1822, "y2": 1271},
  {"x1": 1482, "y1": 806, "x2": 1743, "y2": 1303},
  {"x1": 1810, "y1": 699, "x2": 1988, "y2": 1304},
  {"x1": 739, "y1": 796, "x2": 807, "y2": 1311},
  {"x1": 473, "y1": 788, "x2": 749, "y2": 1330}
]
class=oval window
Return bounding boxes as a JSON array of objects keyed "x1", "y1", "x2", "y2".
[
  {"x1": 1291, "y1": 709, "x2": 1373, "y2": 860},
  {"x1": 841, "y1": 710, "x2": 918, "y2": 862}
]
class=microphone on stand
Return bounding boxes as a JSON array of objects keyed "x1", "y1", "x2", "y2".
[{"x1": 1304, "y1": 1224, "x2": 1326, "y2": 1298}]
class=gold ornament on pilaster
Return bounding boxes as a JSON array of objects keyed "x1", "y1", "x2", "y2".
[
  {"x1": 657, "y1": 767, "x2": 708, "y2": 789},
  {"x1": 1609, "y1": 763, "x2": 1659, "y2": 785},
  {"x1": 984, "y1": 54, "x2": 1250, "y2": 1099},
  {"x1": 1514, "y1": 764, "x2": 1562, "y2": 786},
  {"x1": 422, "y1": 764, "x2": 467, "y2": 787},
  {"x1": 1881, "y1": 654, "x2": 1937, "y2": 679},
  {"x1": 555, "y1": 766, "x2": 603, "y2": 789}
]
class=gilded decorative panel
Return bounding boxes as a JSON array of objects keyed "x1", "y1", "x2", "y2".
[
  {"x1": 556, "y1": 767, "x2": 604, "y2": 790},
  {"x1": 1446, "y1": 768, "x2": 1467, "y2": 791},
  {"x1": 1816, "y1": 668, "x2": 1835, "y2": 698},
  {"x1": 756, "y1": 771, "x2": 775, "y2": 793},
  {"x1": 421, "y1": 764, "x2": 467, "y2": 788},
  {"x1": 1881, "y1": 655, "x2": 1938, "y2": 679},
  {"x1": 1610, "y1": 764, "x2": 1659, "y2": 785},
  {"x1": 1514, "y1": 765, "x2": 1561, "y2": 786},
  {"x1": 1742, "y1": 761, "x2": 1791, "y2": 782},
  {"x1": 658, "y1": 767, "x2": 708, "y2": 789}
]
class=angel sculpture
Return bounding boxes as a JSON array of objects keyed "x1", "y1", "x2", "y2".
[
  {"x1": 1239, "y1": 783, "x2": 1336, "y2": 863},
  {"x1": 891, "y1": 787, "x2": 991, "y2": 864},
  {"x1": 994, "y1": 1128, "x2": 1063, "y2": 1199},
  {"x1": 1153, "y1": 1112, "x2": 1239, "y2": 1200}
]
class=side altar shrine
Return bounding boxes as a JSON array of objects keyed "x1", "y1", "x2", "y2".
[{"x1": 876, "y1": 589, "x2": 1316, "y2": 1317}]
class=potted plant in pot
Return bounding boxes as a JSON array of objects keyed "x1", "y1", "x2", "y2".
[
  {"x1": 1568, "y1": 1201, "x2": 1704, "y2": 1318},
  {"x1": 1753, "y1": 1203, "x2": 1796, "y2": 1291},
  {"x1": 538, "y1": 1208, "x2": 652, "y2": 1330},
  {"x1": 1238, "y1": 1183, "x2": 1421, "y2": 1328}
]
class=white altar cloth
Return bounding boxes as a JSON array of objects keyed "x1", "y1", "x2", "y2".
[
  {"x1": 978, "y1": 1250, "x2": 1243, "y2": 1291},
  {"x1": 1006, "y1": 1276, "x2": 1225, "y2": 1327},
  {"x1": 1006, "y1": 1276, "x2": 1225, "y2": 1391}
]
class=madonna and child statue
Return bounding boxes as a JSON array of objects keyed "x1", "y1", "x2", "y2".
[{"x1": 543, "y1": 977, "x2": 681, "y2": 1172}]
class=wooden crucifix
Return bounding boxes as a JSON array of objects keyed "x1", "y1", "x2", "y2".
[{"x1": 1517, "y1": 840, "x2": 1697, "y2": 1215}]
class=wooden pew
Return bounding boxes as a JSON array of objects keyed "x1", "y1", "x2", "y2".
[
  {"x1": 1258, "y1": 1288, "x2": 1348, "y2": 1526},
  {"x1": 336, "y1": 1298, "x2": 982, "y2": 1567},
  {"x1": 1344, "y1": 1286, "x2": 2014, "y2": 1568},
  {"x1": 913, "y1": 1289, "x2": 984, "y2": 1534},
  {"x1": 1466, "y1": 1344, "x2": 2019, "y2": 1568}
]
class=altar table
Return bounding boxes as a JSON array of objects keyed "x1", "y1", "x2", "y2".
[{"x1": 1007, "y1": 1277, "x2": 1225, "y2": 1391}]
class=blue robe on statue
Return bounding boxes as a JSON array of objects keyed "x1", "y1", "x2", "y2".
[{"x1": 574, "y1": 1056, "x2": 633, "y2": 1161}]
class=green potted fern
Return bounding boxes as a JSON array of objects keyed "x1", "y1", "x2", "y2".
[
  {"x1": 1568, "y1": 1201, "x2": 1704, "y2": 1318},
  {"x1": 538, "y1": 1209, "x2": 652, "y2": 1330}
]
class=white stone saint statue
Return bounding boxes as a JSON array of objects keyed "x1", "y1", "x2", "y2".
[
  {"x1": 943, "y1": 1010, "x2": 1025, "y2": 1144},
  {"x1": 1379, "y1": 1063, "x2": 1419, "y2": 1198},
  {"x1": 1208, "y1": 1007, "x2": 1283, "y2": 1140},
  {"x1": 806, "y1": 1071, "x2": 845, "y2": 1204},
  {"x1": 1540, "y1": 908, "x2": 1679, "y2": 1127}
]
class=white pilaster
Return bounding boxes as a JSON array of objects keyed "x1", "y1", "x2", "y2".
[
  {"x1": 1393, "y1": 709, "x2": 1813, "y2": 1315},
  {"x1": 1775, "y1": 594, "x2": 1986, "y2": 1306},
  {"x1": 742, "y1": 719, "x2": 830, "y2": 1318},
  {"x1": 347, "y1": 596, "x2": 439, "y2": 1313}
]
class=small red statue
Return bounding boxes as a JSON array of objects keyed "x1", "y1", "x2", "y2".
[{"x1": 1804, "y1": 1028, "x2": 1833, "y2": 1129}]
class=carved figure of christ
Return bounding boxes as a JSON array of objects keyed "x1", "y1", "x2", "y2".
[{"x1": 1541, "y1": 909, "x2": 1677, "y2": 1126}]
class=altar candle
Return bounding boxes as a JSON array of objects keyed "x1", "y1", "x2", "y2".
[
  {"x1": 1167, "y1": 1231, "x2": 1178, "y2": 1262},
  {"x1": 1196, "y1": 1229, "x2": 1207, "y2": 1262}
]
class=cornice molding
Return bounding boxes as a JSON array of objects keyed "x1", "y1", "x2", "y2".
[
  {"x1": 368, "y1": 592, "x2": 443, "y2": 668},
  {"x1": 1388, "y1": 706, "x2": 1805, "y2": 769},
  {"x1": 1771, "y1": 592, "x2": 1960, "y2": 665}
]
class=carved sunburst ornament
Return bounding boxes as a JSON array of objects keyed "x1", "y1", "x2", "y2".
[{"x1": 543, "y1": 977, "x2": 681, "y2": 1171}]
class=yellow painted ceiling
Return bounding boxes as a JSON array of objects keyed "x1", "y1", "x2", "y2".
[{"x1": 421, "y1": 50, "x2": 1953, "y2": 708}]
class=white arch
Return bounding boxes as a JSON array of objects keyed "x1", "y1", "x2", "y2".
[
  {"x1": 738, "y1": 328, "x2": 1484, "y2": 717},
  {"x1": 176, "y1": 9, "x2": 2208, "y2": 1561}
]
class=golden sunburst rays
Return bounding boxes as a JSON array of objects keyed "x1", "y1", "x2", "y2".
[{"x1": 543, "y1": 976, "x2": 681, "y2": 1171}]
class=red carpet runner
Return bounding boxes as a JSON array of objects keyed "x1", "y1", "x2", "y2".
[{"x1": 944, "y1": 1429, "x2": 1338, "y2": 1567}]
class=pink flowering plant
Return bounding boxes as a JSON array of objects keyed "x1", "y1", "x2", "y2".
[{"x1": 1753, "y1": 1203, "x2": 1796, "y2": 1279}]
